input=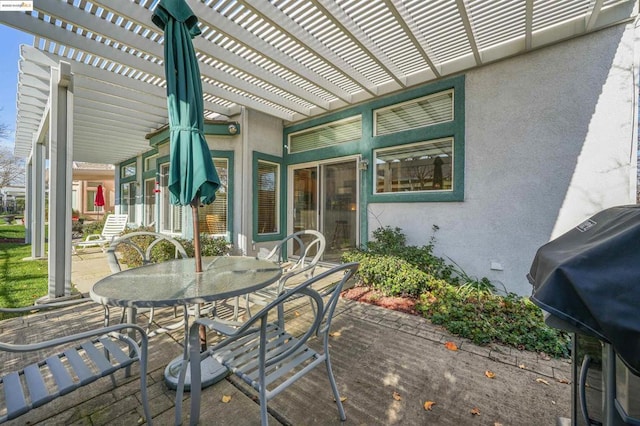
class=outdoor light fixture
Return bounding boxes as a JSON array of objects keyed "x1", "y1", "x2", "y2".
[
  {"x1": 359, "y1": 159, "x2": 369, "y2": 171},
  {"x1": 228, "y1": 123, "x2": 238, "y2": 135}
]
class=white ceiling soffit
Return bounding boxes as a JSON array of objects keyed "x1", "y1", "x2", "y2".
[{"x1": 2, "y1": 0, "x2": 637, "y2": 164}]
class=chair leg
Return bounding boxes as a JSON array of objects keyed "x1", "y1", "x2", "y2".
[
  {"x1": 260, "y1": 384, "x2": 269, "y2": 426},
  {"x1": 103, "y1": 305, "x2": 111, "y2": 327},
  {"x1": 140, "y1": 370, "x2": 152, "y2": 425},
  {"x1": 245, "y1": 295, "x2": 254, "y2": 319},
  {"x1": 147, "y1": 308, "x2": 155, "y2": 334},
  {"x1": 232, "y1": 297, "x2": 239, "y2": 321},
  {"x1": 325, "y1": 356, "x2": 346, "y2": 421}
]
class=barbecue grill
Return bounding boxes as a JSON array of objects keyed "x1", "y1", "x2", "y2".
[{"x1": 529, "y1": 205, "x2": 640, "y2": 426}]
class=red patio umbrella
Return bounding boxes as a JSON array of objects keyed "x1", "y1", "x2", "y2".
[{"x1": 94, "y1": 184, "x2": 105, "y2": 220}]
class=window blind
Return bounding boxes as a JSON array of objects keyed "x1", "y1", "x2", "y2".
[
  {"x1": 289, "y1": 116, "x2": 362, "y2": 153},
  {"x1": 374, "y1": 90, "x2": 453, "y2": 136},
  {"x1": 257, "y1": 160, "x2": 279, "y2": 234}
]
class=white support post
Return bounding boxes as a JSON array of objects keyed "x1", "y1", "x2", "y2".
[
  {"x1": 24, "y1": 155, "x2": 32, "y2": 244},
  {"x1": 46, "y1": 62, "x2": 74, "y2": 300},
  {"x1": 31, "y1": 138, "x2": 46, "y2": 259}
]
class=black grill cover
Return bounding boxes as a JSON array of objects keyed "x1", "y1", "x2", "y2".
[{"x1": 529, "y1": 205, "x2": 640, "y2": 376}]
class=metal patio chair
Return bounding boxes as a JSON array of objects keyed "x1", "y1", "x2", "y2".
[
  {"x1": 106, "y1": 231, "x2": 215, "y2": 336},
  {"x1": 242, "y1": 230, "x2": 326, "y2": 320},
  {"x1": 177, "y1": 262, "x2": 359, "y2": 426},
  {"x1": 0, "y1": 301, "x2": 152, "y2": 425}
]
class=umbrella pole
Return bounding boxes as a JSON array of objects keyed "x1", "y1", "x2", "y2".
[
  {"x1": 191, "y1": 201, "x2": 207, "y2": 352},
  {"x1": 191, "y1": 201, "x2": 202, "y2": 273}
]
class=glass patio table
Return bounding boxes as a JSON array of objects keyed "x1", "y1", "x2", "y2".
[{"x1": 90, "y1": 255, "x2": 282, "y2": 389}]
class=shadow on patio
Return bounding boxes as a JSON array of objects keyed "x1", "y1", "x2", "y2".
[{"x1": 1, "y1": 253, "x2": 572, "y2": 425}]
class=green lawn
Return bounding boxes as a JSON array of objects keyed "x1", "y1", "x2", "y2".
[
  {"x1": 0, "y1": 225, "x2": 48, "y2": 319},
  {"x1": 0, "y1": 224, "x2": 27, "y2": 239}
]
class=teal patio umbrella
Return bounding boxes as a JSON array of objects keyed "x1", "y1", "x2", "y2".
[
  {"x1": 152, "y1": 0, "x2": 220, "y2": 275},
  {"x1": 152, "y1": 0, "x2": 224, "y2": 391}
]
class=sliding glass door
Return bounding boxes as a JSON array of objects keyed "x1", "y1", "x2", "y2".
[{"x1": 290, "y1": 158, "x2": 358, "y2": 261}]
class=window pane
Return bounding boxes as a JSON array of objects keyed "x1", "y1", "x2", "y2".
[
  {"x1": 198, "y1": 158, "x2": 228, "y2": 236},
  {"x1": 374, "y1": 90, "x2": 453, "y2": 136},
  {"x1": 145, "y1": 179, "x2": 156, "y2": 226},
  {"x1": 374, "y1": 139, "x2": 453, "y2": 193},
  {"x1": 121, "y1": 163, "x2": 136, "y2": 178},
  {"x1": 86, "y1": 190, "x2": 96, "y2": 212},
  {"x1": 289, "y1": 116, "x2": 361, "y2": 153},
  {"x1": 159, "y1": 163, "x2": 181, "y2": 233},
  {"x1": 144, "y1": 155, "x2": 157, "y2": 172},
  {"x1": 121, "y1": 182, "x2": 137, "y2": 222},
  {"x1": 257, "y1": 160, "x2": 278, "y2": 234}
]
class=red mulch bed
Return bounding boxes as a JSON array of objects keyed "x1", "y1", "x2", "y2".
[{"x1": 341, "y1": 287, "x2": 419, "y2": 315}]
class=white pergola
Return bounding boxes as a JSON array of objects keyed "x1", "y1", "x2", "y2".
[
  {"x1": 0, "y1": 0, "x2": 637, "y2": 300},
  {"x1": 3, "y1": 0, "x2": 637, "y2": 164}
]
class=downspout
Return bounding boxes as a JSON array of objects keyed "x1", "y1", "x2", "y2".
[{"x1": 238, "y1": 106, "x2": 250, "y2": 255}]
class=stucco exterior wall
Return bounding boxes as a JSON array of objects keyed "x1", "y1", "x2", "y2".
[
  {"x1": 368, "y1": 23, "x2": 638, "y2": 295},
  {"x1": 235, "y1": 108, "x2": 284, "y2": 255}
]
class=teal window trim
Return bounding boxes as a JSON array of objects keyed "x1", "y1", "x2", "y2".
[
  {"x1": 148, "y1": 131, "x2": 168, "y2": 147},
  {"x1": 149, "y1": 123, "x2": 240, "y2": 147},
  {"x1": 286, "y1": 140, "x2": 362, "y2": 165},
  {"x1": 252, "y1": 152, "x2": 284, "y2": 243},
  {"x1": 156, "y1": 155, "x2": 169, "y2": 168},
  {"x1": 119, "y1": 157, "x2": 138, "y2": 183},
  {"x1": 209, "y1": 150, "x2": 234, "y2": 242},
  {"x1": 156, "y1": 156, "x2": 172, "y2": 233},
  {"x1": 283, "y1": 75, "x2": 465, "y2": 205},
  {"x1": 155, "y1": 152, "x2": 234, "y2": 241},
  {"x1": 367, "y1": 79, "x2": 464, "y2": 203},
  {"x1": 142, "y1": 149, "x2": 159, "y2": 180}
]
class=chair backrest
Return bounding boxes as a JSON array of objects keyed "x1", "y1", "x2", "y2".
[
  {"x1": 183, "y1": 262, "x2": 358, "y2": 425},
  {"x1": 100, "y1": 214, "x2": 129, "y2": 239},
  {"x1": 263, "y1": 230, "x2": 326, "y2": 282},
  {"x1": 106, "y1": 231, "x2": 188, "y2": 273},
  {"x1": 255, "y1": 262, "x2": 358, "y2": 362}
]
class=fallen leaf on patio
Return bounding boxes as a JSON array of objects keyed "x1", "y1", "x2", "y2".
[
  {"x1": 536, "y1": 378, "x2": 549, "y2": 385},
  {"x1": 294, "y1": 311, "x2": 301, "y2": 317},
  {"x1": 423, "y1": 401, "x2": 436, "y2": 411},
  {"x1": 470, "y1": 407, "x2": 481, "y2": 416},
  {"x1": 330, "y1": 331, "x2": 341, "y2": 337},
  {"x1": 444, "y1": 341, "x2": 458, "y2": 351},
  {"x1": 333, "y1": 396, "x2": 348, "y2": 402},
  {"x1": 485, "y1": 370, "x2": 496, "y2": 379},
  {"x1": 494, "y1": 423, "x2": 504, "y2": 426},
  {"x1": 557, "y1": 377, "x2": 570, "y2": 384},
  {"x1": 392, "y1": 391, "x2": 402, "y2": 401},
  {"x1": 221, "y1": 395, "x2": 232, "y2": 403},
  {"x1": 518, "y1": 364, "x2": 526, "y2": 369}
]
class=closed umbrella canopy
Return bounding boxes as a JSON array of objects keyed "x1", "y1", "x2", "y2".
[
  {"x1": 152, "y1": 0, "x2": 220, "y2": 359},
  {"x1": 94, "y1": 184, "x2": 105, "y2": 207},
  {"x1": 152, "y1": 0, "x2": 220, "y2": 208}
]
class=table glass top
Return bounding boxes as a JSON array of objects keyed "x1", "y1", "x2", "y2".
[{"x1": 90, "y1": 256, "x2": 281, "y2": 308}]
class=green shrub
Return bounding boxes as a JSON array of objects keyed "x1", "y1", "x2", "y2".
[
  {"x1": 417, "y1": 288, "x2": 570, "y2": 357},
  {"x1": 116, "y1": 226, "x2": 232, "y2": 268},
  {"x1": 364, "y1": 225, "x2": 457, "y2": 282},
  {"x1": 344, "y1": 225, "x2": 570, "y2": 358},
  {"x1": 176, "y1": 234, "x2": 232, "y2": 258},
  {"x1": 82, "y1": 217, "x2": 106, "y2": 238},
  {"x1": 341, "y1": 251, "x2": 446, "y2": 297}
]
